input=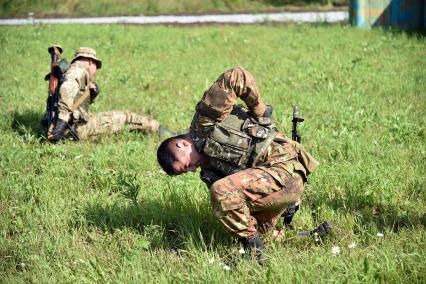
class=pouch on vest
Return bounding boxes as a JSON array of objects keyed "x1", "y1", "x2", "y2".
[
  {"x1": 241, "y1": 116, "x2": 276, "y2": 166},
  {"x1": 203, "y1": 123, "x2": 252, "y2": 167}
]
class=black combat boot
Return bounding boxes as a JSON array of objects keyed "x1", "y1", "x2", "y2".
[
  {"x1": 240, "y1": 234, "x2": 265, "y2": 264},
  {"x1": 282, "y1": 204, "x2": 299, "y2": 229}
]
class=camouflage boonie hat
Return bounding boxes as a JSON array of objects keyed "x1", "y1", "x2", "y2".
[{"x1": 71, "y1": 47, "x2": 102, "y2": 69}]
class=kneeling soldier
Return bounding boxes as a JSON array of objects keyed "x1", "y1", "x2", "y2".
[
  {"x1": 157, "y1": 67, "x2": 319, "y2": 262},
  {"x1": 45, "y1": 47, "x2": 166, "y2": 142}
]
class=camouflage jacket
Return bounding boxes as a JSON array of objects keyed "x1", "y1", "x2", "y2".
[
  {"x1": 57, "y1": 62, "x2": 91, "y2": 124},
  {"x1": 190, "y1": 67, "x2": 319, "y2": 187}
]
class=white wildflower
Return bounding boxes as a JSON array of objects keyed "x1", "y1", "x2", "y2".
[
  {"x1": 348, "y1": 242, "x2": 357, "y2": 249},
  {"x1": 238, "y1": 248, "x2": 245, "y2": 254},
  {"x1": 208, "y1": 257, "x2": 215, "y2": 264},
  {"x1": 223, "y1": 264, "x2": 231, "y2": 271},
  {"x1": 377, "y1": 232, "x2": 384, "y2": 237},
  {"x1": 331, "y1": 246, "x2": 341, "y2": 256}
]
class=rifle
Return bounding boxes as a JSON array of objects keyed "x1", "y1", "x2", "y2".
[
  {"x1": 45, "y1": 45, "x2": 79, "y2": 141},
  {"x1": 46, "y1": 44, "x2": 62, "y2": 135},
  {"x1": 282, "y1": 104, "x2": 304, "y2": 228},
  {"x1": 291, "y1": 103, "x2": 304, "y2": 143},
  {"x1": 284, "y1": 104, "x2": 332, "y2": 239}
]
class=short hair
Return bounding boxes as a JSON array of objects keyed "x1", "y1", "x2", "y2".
[{"x1": 157, "y1": 134, "x2": 186, "y2": 176}]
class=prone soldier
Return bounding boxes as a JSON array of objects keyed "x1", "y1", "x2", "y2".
[
  {"x1": 43, "y1": 47, "x2": 168, "y2": 142},
  {"x1": 157, "y1": 67, "x2": 319, "y2": 262}
]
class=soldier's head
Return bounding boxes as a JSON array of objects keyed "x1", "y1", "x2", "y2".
[
  {"x1": 157, "y1": 133, "x2": 205, "y2": 176},
  {"x1": 71, "y1": 47, "x2": 102, "y2": 79}
]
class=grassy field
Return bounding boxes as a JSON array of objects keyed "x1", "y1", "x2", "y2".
[
  {"x1": 0, "y1": 23, "x2": 425, "y2": 283},
  {"x1": 0, "y1": 0, "x2": 348, "y2": 18}
]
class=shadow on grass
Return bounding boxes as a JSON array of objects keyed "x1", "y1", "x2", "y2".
[
  {"x1": 10, "y1": 110, "x2": 45, "y2": 140},
  {"x1": 75, "y1": 172, "x2": 231, "y2": 251},
  {"x1": 310, "y1": 196, "x2": 426, "y2": 233},
  {"x1": 354, "y1": 205, "x2": 426, "y2": 233},
  {"x1": 79, "y1": 199, "x2": 231, "y2": 251}
]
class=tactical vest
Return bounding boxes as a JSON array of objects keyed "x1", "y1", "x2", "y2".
[
  {"x1": 199, "y1": 105, "x2": 319, "y2": 179},
  {"x1": 200, "y1": 106, "x2": 280, "y2": 177}
]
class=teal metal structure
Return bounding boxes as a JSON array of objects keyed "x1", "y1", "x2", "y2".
[{"x1": 349, "y1": 0, "x2": 425, "y2": 29}]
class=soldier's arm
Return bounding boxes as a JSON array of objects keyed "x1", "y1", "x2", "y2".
[
  {"x1": 57, "y1": 79, "x2": 79, "y2": 122},
  {"x1": 196, "y1": 66, "x2": 267, "y2": 123},
  {"x1": 89, "y1": 82, "x2": 100, "y2": 103}
]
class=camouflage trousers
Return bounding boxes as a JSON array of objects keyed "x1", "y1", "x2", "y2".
[
  {"x1": 209, "y1": 160, "x2": 304, "y2": 238},
  {"x1": 75, "y1": 110, "x2": 160, "y2": 140}
]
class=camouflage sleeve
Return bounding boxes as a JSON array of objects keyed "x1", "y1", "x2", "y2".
[
  {"x1": 57, "y1": 79, "x2": 79, "y2": 122},
  {"x1": 195, "y1": 66, "x2": 267, "y2": 124}
]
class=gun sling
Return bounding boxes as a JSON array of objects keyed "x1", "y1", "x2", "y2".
[{"x1": 71, "y1": 89, "x2": 90, "y2": 111}]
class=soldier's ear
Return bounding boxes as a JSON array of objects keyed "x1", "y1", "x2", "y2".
[
  {"x1": 176, "y1": 139, "x2": 190, "y2": 149},
  {"x1": 176, "y1": 140, "x2": 185, "y2": 149}
]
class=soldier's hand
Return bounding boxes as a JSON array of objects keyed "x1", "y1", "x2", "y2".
[
  {"x1": 48, "y1": 119, "x2": 67, "y2": 142},
  {"x1": 89, "y1": 82, "x2": 100, "y2": 103}
]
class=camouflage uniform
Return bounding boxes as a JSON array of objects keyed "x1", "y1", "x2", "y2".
[
  {"x1": 57, "y1": 53, "x2": 160, "y2": 140},
  {"x1": 190, "y1": 66, "x2": 319, "y2": 238}
]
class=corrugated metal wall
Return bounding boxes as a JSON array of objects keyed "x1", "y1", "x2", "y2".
[{"x1": 350, "y1": 0, "x2": 425, "y2": 29}]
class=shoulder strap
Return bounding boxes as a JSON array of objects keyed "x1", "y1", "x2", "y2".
[
  {"x1": 71, "y1": 88, "x2": 90, "y2": 111},
  {"x1": 71, "y1": 73, "x2": 90, "y2": 111},
  {"x1": 251, "y1": 131, "x2": 276, "y2": 166}
]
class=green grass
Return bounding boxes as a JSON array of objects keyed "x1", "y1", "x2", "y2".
[
  {"x1": 0, "y1": 0, "x2": 348, "y2": 18},
  {"x1": 0, "y1": 24, "x2": 425, "y2": 283}
]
